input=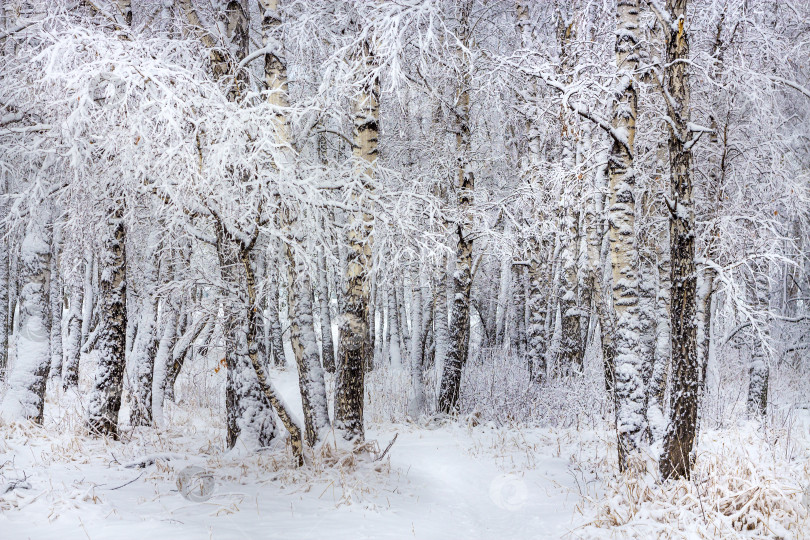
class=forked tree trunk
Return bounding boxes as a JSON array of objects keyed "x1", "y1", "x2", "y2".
[
  {"x1": 216, "y1": 227, "x2": 278, "y2": 451},
  {"x1": 151, "y1": 267, "x2": 180, "y2": 428},
  {"x1": 0, "y1": 217, "x2": 51, "y2": 424},
  {"x1": 165, "y1": 312, "x2": 212, "y2": 403},
  {"x1": 87, "y1": 209, "x2": 127, "y2": 437}
]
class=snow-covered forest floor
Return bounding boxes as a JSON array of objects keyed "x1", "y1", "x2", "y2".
[{"x1": 1, "y1": 351, "x2": 808, "y2": 539}]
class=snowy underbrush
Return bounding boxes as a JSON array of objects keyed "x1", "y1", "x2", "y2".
[
  {"x1": 571, "y1": 360, "x2": 810, "y2": 540},
  {"x1": 573, "y1": 418, "x2": 810, "y2": 539},
  {"x1": 0, "y1": 381, "x2": 396, "y2": 524},
  {"x1": 365, "y1": 349, "x2": 610, "y2": 429}
]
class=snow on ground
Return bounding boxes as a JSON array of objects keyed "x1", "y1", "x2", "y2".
[
  {"x1": 0, "y1": 368, "x2": 594, "y2": 540},
  {"x1": 1, "y1": 364, "x2": 809, "y2": 539}
]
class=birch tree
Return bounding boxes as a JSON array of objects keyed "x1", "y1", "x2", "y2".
[
  {"x1": 655, "y1": 0, "x2": 700, "y2": 480},
  {"x1": 438, "y1": 0, "x2": 475, "y2": 415},
  {"x1": 608, "y1": 0, "x2": 644, "y2": 472},
  {"x1": 86, "y1": 208, "x2": 127, "y2": 437},
  {"x1": 335, "y1": 21, "x2": 379, "y2": 440}
]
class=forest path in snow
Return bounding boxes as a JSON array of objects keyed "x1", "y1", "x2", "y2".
[{"x1": 371, "y1": 424, "x2": 584, "y2": 539}]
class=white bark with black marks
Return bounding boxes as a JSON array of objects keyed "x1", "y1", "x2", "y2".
[{"x1": 87, "y1": 210, "x2": 127, "y2": 438}]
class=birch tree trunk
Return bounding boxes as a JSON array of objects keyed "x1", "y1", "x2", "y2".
[
  {"x1": 216, "y1": 226, "x2": 278, "y2": 451},
  {"x1": 152, "y1": 290, "x2": 179, "y2": 428},
  {"x1": 0, "y1": 216, "x2": 51, "y2": 424},
  {"x1": 254, "y1": 0, "x2": 320, "y2": 460},
  {"x1": 696, "y1": 269, "x2": 714, "y2": 399},
  {"x1": 266, "y1": 260, "x2": 286, "y2": 367},
  {"x1": 48, "y1": 226, "x2": 63, "y2": 379},
  {"x1": 747, "y1": 269, "x2": 770, "y2": 417},
  {"x1": 287, "y1": 241, "x2": 331, "y2": 447},
  {"x1": 585, "y1": 160, "x2": 616, "y2": 396},
  {"x1": 63, "y1": 281, "x2": 83, "y2": 389},
  {"x1": 87, "y1": 209, "x2": 127, "y2": 437},
  {"x1": 373, "y1": 279, "x2": 384, "y2": 368},
  {"x1": 516, "y1": 0, "x2": 551, "y2": 383},
  {"x1": 637, "y1": 226, "x2": 657, "y2": 428},
  {"x1": 387, "y1": 283, "x2": 402, "y2": 367},
  {"x1": 659, "y1": 0, "x2": 700, "y2": 480},
  {"x1": 80, "y1": 250, "x2": 94, "y2": 347},
  {"x1": 438, "y1": 0, "x2": 474, "y2": 414},
  {"x1": 647, "y1": 231, "x2": 671, "y2": 440},
  {"x1": 165, "y1": 314, "x2": 212, "y2": 402},
  {"x1": 408, "y1": 266, "x2": 425, "y2": 417},
  {"x1": 512, "y1": 263, "x2": 528, "y2": 358},
  {"x1": 129, "y1": 242, "x2": 159, "y2": 427},
  {"x1": 527, "y1": 238, "x2": 550, "y2": 383},
  {"x1": 335, "y1": 31, "x2": 379, "y2": 441},
  {"x1": 556, "y1": 10, "x2": 585, "y2": 378},
  {"x1": 254, "y1": 251, "x2": 269, "y2": 368},
  {"x1": 0, "y1": 175, "x2": 8, "y2": 380},
  {"x1": 608, "y1": 0, "x2": 644, "y2": 471},
  {"x1": 317, "y1": 245, "x2": 335, "y2": 372},
  {"x1": 495, "y1": 246, "x2": 511, "y2": 348},
  {"x1": 396, "y1": 276, "x2": 410, "y2": 359}
]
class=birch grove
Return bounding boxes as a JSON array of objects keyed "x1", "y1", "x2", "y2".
[{"x1": 0, "y1": 0, "x2": 809, "y2": 507}]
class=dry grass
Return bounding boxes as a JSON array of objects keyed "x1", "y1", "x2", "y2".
[{"x1": 573, "y1": 424, "x2": 810, "y2": 539}]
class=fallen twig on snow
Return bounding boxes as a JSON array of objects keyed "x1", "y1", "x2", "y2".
[{"x1": 375, "y1": 433, "x2": 398, "y2": 462}]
